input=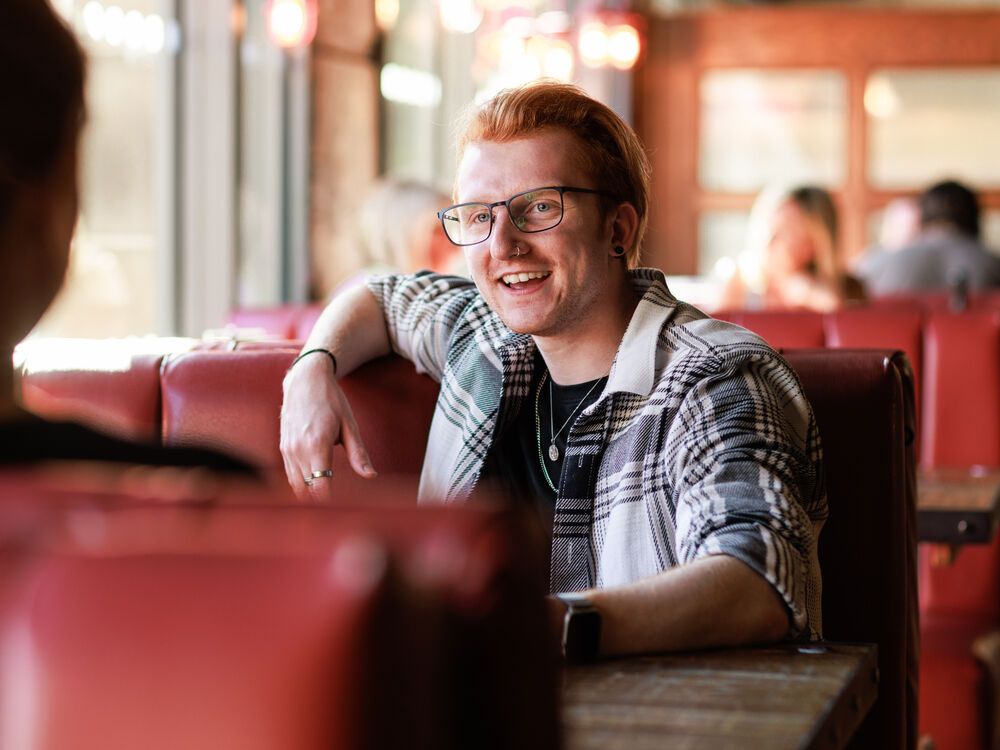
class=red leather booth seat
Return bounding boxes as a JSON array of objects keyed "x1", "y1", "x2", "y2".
[
  {"x1": 921, "y1": 310, "x2": 1000, "y2": 470},
  {"x1": 161, "y1": 350, "x2": 440, "y2": 488},
  {"x1": 0, "y1": 480, "x2": 558, "y2": 750},
  {"x1": 824, "y1": 309, "x2": 925, "y2": 428},
  {"x1": 18, "y1": 351, "x2": 168, "y2": 444},
  {"x1": 712, "y1": 310, "x2": 827, "y2": 349},
  {"x1": 866, "y1": 290, "x2": 1000, "y2": 312},
  {"x1": 784, "y1": 350, "x2": 917, "y2": 750},
  {"x1": 226, "y1": 304, "x2": 325, "y2": 340}
]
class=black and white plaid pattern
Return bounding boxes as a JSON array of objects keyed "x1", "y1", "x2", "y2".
[{"x1": 368, "y1": 269, "x2": 827, "y2": 639}]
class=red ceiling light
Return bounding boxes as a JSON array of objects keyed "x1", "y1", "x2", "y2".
[{"x1": 264, "y1": 0, "x2": 318, "y2": 49}]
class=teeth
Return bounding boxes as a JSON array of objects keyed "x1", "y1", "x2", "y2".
[{"x1": 502, "y1": 271, "x2": 549, "y2": 286}]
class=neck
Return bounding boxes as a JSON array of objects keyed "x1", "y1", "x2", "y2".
[{"x1": 534, "y1": 280, "x2": 640, "y2": 385}]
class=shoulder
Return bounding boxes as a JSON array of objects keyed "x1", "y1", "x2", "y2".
[
  {"x1": 367, "y1": 271, "x2": 480, "y2": 308},
  {"x1": 620, "y1": 268, "x2": 787, "y2": 386}
]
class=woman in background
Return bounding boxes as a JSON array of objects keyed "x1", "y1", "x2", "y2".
[{"x1": 721, "y1": 186, "x2": 863, "y2": 312}]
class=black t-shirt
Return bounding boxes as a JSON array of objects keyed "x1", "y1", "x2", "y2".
[
  {"x1": 0, "y1": 413, "x2": 257, "y2": 476},
  {"x1": 482, "y1": 360, "x2": 606, "y2": 540}
]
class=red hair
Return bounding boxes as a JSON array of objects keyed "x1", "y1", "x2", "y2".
[{"x1": 458, "y1": 81, "x2": 650, "y2": 267}]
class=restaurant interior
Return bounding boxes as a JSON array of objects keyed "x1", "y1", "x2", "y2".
[{"x1": 3, "y1": 0, "x2": 1000, "y2": 748}]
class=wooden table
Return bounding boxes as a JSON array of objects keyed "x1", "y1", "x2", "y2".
[
  {"x1": 563, "y1": 643, "x2": 877, "y2": 750},
  {"x1": 918, "y1": 469, "x2": 1000, "y2": 544}
]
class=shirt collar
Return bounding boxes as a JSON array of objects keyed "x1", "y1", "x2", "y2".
[{"x1": 606, "y1": 268, "x2": 679, "y2": 397}]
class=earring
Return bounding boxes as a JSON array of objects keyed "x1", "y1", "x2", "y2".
[{"x1": 611, "y1": 245, "x2": 626, "y2": 258}]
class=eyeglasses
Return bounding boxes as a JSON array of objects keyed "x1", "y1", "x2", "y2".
[{"x1": 436, "y1": 185, "x2": 612, "y2": 247}]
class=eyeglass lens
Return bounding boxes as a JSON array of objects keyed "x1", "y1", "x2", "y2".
[{"x1": 440, "y1": 187, "x2": 565, "y2": 245}]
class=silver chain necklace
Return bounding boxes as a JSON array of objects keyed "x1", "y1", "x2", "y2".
[{"x1": 541, "y1": 369, "x2": 604, "y2": 462}]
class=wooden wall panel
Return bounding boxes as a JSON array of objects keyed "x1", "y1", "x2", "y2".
[
  {"x1": 638, "y1": 8, "x2": 1000, "y2": 276},
  {"x1": 310, "y1": 0, "x2": 379, "y2": 296},
  {"x1": 310, "y1": 56, "x2": 378, "y2": 295}
]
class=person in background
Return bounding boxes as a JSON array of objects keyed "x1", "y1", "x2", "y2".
[
  {"x1": 859, "y1": 180, "x2": 1000, "y2": 296},
  {"x1": 281, "y1": 82, "x2": 826, "y2": 660},
  {"x1": 851, "y1": 196, "x2": 921, "y2": 284},
  {"x1": 331, "y1": 178, "x2": 466, "y2": 296},
  {"x1": 0, "y1": 0, "x2": 251, "y2": 474},
  {"x1": 720, "y1": 186, "x2": 863, "y2": 312}
]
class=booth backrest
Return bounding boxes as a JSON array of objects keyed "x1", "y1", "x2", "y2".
[
  {"x1": 18, "y1": 352, "x2": 167, "y2": 444},
  {"x1": 783, "y1": 349, "x2": 917, "y2": 750},
  {"x1": 14, "y1": 343, "x2": 917, "y2": 747},
  {"x1": 921, "y1": 310, "x2": 1000, "y2": 469},
  {"x1": 0, "y1": 480, "x2": 558, "y2": 750},
  {"x1": 715, "y1": 307, "x2": 1000, "y2": 472},
  {"x1": 712, "y1": 310, "x2": 827, "y2": 349},
  {"x1": 225, "y1": 304, "x2": 325, "y2": 340},
  {"x1": 160, "y1": 350, "x2": 439, "y2": 486}
]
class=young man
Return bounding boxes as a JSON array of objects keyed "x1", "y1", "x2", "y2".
[{"x1": 281, "y1": 83, "x2": 827, "y2": 657}]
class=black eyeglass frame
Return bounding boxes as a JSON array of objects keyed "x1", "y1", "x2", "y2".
[{"x1": 436, "y1": 185, "x2": 614, "y2": 247}]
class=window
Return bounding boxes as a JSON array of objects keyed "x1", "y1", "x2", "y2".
[
  {"x1": 639, "y1": 8, "x2": 1000, "y2": 280},
  {"x1": 37, "y1": 0, "x2": 177, "y2": 337}
]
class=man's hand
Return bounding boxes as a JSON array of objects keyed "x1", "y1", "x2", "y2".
[{"x1": 279, "y1": 353, "x2": 377, "y2": 500}]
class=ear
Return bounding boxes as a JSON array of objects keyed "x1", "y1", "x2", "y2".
[{"x1": 607, "y1": 201, "x2": 640, "y2": 252}]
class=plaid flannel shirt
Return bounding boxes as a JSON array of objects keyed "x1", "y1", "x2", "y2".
[{"x1": 367, "y1": 268, "x2": 827, "y2": 638}]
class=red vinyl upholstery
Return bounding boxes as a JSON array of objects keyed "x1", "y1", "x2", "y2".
[
  {"x1": 713, "y1": 310, "x2": 827, "y2": 349},
  {"x1": 921, "y1": 310, "x2": 1000, "y2": 470},
  {"x1": 160, "y1": 348, "x2": 296, "y2": 470},
  {"x1": 160, "y1": 350, "x2": 439, "y2": 483},
  {"x1": 225, "y1": 304, "x2": 326, "y2": 340},
  {"x1": 0, "y1": 480, "x2": 557, "y2": 750},
  {"x1": 825, "y1": 309, "x2": 925, "y2": 434},
  {"x1": 784, "y1": 349, "x2": 917, "y2": 750},
  {"x1": 18, "y1": 352, "x2": 167, "y2": 444},
  {"x1": 225, "y1": 304, "x2": 303, "y2": 339}
]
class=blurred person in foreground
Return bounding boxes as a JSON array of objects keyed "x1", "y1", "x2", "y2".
[
  {"x1": 860, "y1": 180, "x2": 1000, "y2": 296},
  {"x1": 281, "y1": 82, "x2": 827, "y2": 659},
  {"x1": 0, "y1": 0, "x2": 251, "y2": 475},
  {"x1": 330, "y1": 178, "x2": 466, "y2": 297},
  {"x1": 720, "y1": 186, "x2": 863, "y2": 312}
]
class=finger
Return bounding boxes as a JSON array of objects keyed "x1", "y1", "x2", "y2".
[
  {"x1": 341, "y1": 416, "x2": 377, "y2": 478},
  {"x1": 280, "y1": 438, "x2": 312, "y2": 500},
  {"x1": 280, "y1": 448, "x2": 305, "y2": 498},
  {"x1": 306, "y1": 454, "x2": 337, "y2": 502}
]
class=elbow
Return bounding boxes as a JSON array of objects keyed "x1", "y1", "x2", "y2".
[
  {"x1": 748, "y1": 583, "x2": 792, "y2": 644},
  {"x1": 756, "y1": 601, "x2": 792, "y2": 644}
]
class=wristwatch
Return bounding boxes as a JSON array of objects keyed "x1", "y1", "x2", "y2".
[{"x1": 555, "y1": 592, "x2": 602, "y2": 663}]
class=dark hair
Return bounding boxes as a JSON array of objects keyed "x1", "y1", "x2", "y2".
[
  {"x1": 0, "y1": 0, "x2": 85, "y2": 224},
  {"x1": 919, "y1": 180, "x2": 980, "y2": 239}
]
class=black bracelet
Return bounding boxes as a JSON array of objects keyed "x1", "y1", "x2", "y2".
[{"x1": 290, "y1": 347, "x2": 338, "y2": 375}]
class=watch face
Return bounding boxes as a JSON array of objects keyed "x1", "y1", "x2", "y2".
[{"x1": 563, "y1": 608, "x2": 602, "y2": 663}]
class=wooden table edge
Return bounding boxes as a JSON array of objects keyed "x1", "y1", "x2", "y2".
[{"x1": 799, "y1": 642, "x2": 879, "y2": 750}]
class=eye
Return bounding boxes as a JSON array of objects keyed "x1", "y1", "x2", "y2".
[
  {"x1": 473, "y1": 211, "x2": 491, "y2": 224},
  {"x1": 532, "y1": 201, "x2": 553, "y2": 213}
]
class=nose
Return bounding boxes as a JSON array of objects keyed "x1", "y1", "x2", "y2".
[{"x1": 488, "y1": 205, "x2": 522, "y2": 261}]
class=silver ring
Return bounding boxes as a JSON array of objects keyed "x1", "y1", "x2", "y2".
[
  {"x1": 303, "y1": 469, "x2": 333, "y2": 485},
  {"x1": 514, "y1": 246, "x2": 521, "y2": 257}
]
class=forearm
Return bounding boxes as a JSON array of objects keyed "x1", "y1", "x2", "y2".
[
  {"x1": 302, "y1": 285, "x2": 391, "y2": 378},
  {"x1": 585, "y1": 555, "x2": 790, "y2": 656}
]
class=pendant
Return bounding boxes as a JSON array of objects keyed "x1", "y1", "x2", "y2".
[{"x1": 548, "y1": 443, "x2": 560, "y2": 462}]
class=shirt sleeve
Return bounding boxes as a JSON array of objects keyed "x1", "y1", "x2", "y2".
[
  {"x1": 365, "y1": 271, "x2": 479, "y2": 382},
  {"x1": 668, "y1": 351, "x2": 827, "y2": 640}
]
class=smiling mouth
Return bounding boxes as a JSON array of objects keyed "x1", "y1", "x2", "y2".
[{"x1": 501, "y1": 271, "x2": 550, "y2": 286}]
